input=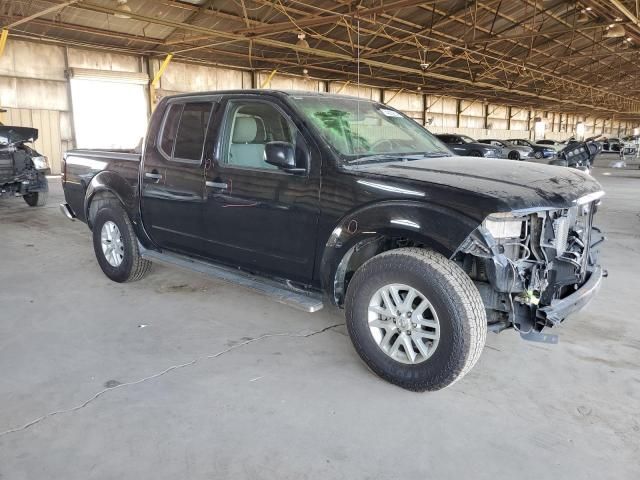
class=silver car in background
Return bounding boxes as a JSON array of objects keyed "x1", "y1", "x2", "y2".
[{"x1": 478, "y1": 139, "x2": 534, "y2": 160}]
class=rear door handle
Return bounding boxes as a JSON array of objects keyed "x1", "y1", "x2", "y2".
[
  {"x1": 206, "y1": 181, "x2": 228, "y2": 189},
  {"x1": 145, "y1": 172, "x2": 163, "y2": 180}
]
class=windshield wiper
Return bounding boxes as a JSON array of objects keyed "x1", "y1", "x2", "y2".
[
  {"x1": 347, "y1": 152, "x2": 451, "y2": 164},
  {"x1": 419, "y1": 151, "x2": 452, "y2": 157},
  {"x1": 346, "y1": 154, "x2": 401, "y2": 164}
]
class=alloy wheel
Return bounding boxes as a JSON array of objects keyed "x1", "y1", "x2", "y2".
[
  {"x1": 101, "y1": 221, "x2": 125, "y2": 267},
  {"x1": 367, "y1": 283, "x2": 440, "y2": 364}
]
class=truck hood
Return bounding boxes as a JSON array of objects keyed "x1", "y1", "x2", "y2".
[
  {"x1": 345, "y1": 156, "x2": 603, "y2": 212},
  {"x1": 0, "y1": 126, "x2": 38, "y2": 146}
]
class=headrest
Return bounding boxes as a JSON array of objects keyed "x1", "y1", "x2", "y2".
[{"x1": 232, "y1": 116, "x2": 258, "y2": 143}]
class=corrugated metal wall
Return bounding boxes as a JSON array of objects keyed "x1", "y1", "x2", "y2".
[
  {"x1": 0, "y1": 40, "x2": 70, "y2": 173},
  {"x1": 1, "y1": 38, "x2": 635, "y2": 175}
]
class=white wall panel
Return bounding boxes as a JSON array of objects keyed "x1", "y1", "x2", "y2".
[
  {"x1": 461, "y1": 100, "x2": 483, "y2": 116},
  {"x1": 0, "y1": 76, "x2": 18, "y2": 107},
  {"x1": 488, "y1": 119, "x2": 508, "y2": 130},
  {"x1": 329, "y1": 82, "x2": 380, "y2": 100},
  {"x1": 427, "y1": 96, "x2": 457, "y2": 114},
  {"x1": 156, "y1": 60, "x2": 249, "y2": 93},
  {"x1": 460, "y1": 115, "x2": 484, "y2": 128},
  {"x1": 383, "y1": 90, "x2": 422, "y2": 120},
  {"x1": 67, "y1": 48, "x2": 140, "y2": 73},
  {"x1": 257, "y1": 73, "x2": 323, "y2": 92},
  {"x1": 510, "y1": 120, "x2": 528, "y2": 131},
  {"x1": 13, "y1": 78, "x2": 69, "y2": 111},
  {"x1": 0, "y1": 40, "x2": 65, "y2": 81}
]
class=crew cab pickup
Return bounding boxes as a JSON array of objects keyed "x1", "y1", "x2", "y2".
[{"x1": 60, "y1": 90, "x2": 605, "y2": 391}]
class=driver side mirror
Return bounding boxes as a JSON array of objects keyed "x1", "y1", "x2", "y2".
[{"x1": 264, "y1": 141, "x2": 305, "y2": 174}]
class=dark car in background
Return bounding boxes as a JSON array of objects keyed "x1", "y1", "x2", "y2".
[
  {"x1": 509, "y1": 139, "x2": 557, "y2": 159},
  {"x1": 435, "y1": 134, "x2": 501, "y2": 158},
  {"x1": 0, "y1": 125, "x2": 49, "y2": 206},
  {"x1": 478, "y1": 139, "x2": 534, "y2": 160}
]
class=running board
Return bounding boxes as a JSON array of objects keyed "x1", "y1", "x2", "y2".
[{"x1": 139, "y1": 245, "x2": 324, "y2": 313}]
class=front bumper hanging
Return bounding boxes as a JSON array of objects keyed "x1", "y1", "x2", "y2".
[{"x1": 538, "y1": 265, "x2": 604, "y2": 325}]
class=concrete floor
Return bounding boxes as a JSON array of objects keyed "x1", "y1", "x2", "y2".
[{"x1": 1, "y1": 155, "x2": 639, "y2": 479}]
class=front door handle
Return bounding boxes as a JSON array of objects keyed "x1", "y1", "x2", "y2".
[
  {"x1": 206, "y1": 181, "x2": 228, "y2": 189},
  {"x1": 145, "y1": 172, "x2": 163, "y2": 180}
]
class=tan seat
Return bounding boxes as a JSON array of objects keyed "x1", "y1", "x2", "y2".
[{"x1": 229, "y1": 116, "x2": 276, "y2": 169}]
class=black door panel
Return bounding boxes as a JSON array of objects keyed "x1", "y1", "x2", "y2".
[
  {"x1": 204, "y1": 168, "x2": 319, "y2": 276},
  {"x1": 141, "y1": 100, "x2": 215, "y2": 257},
  {"x1": 202, "y1": 97, "x2": 321, "y2": 282}
]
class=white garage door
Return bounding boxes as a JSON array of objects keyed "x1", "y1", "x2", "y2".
[{"x1": 69, "y1": 68, "x2": 149, "y2": 150}]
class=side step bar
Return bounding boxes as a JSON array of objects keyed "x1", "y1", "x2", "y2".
[{"x1": 139, "y1": 244, "x2": 324, "y2": 313}]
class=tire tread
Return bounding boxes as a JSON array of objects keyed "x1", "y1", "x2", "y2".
[
  {"x1": 345, "y1": 248, "x2": 487, "y2": 391},
  {"x1": 92, "y1": 198, "x2": 151, "y2": 282}
]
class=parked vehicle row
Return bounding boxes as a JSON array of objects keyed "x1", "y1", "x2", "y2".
[
  {"x1": 545, "y1": 136, "x2": 636, "y2": 156},
  {"x1": 60, "y1": 90, "x2": 605, "y2": 392},
  {"x1": 434, "y1": 132, "x2": 605, "y2": 173},
  {"x1": 477, "y1": 139, "x2": 534, "y2": 160},
  {"x1": 436, "y1": 133, "x2": 559, "y2": 162},
  {"x1": 508, "y1": 139, "x2": 558, "y2": 159}
]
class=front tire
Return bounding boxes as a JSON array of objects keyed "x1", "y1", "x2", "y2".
[
  {"x1": 534, "y1": 151, "x2": 543, "y2": 159},
  {"x1": 23, "y1": 191, "x2": 47, "y2": 207},
  {"x1": 91, "y1": 201, "x2": 151, "y2": 283},
  {"x1": 469, "y1": 150, "x2": 482, "y2": 157},
  {"x1": 344, "y1": 248, "x2": 486, "y2": 391},
  {"x1": 508, "y1": 151, "x2": 520, "y2": 160}
]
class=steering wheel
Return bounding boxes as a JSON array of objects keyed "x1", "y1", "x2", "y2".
[{"x1": 370, "y1": 138, "x2": 404, "y2": 152}]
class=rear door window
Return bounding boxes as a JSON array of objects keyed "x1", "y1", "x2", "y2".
[
  {"x1": 174, "y1": 102, "x2": 213, "y2": 162},
  {"x1": 160, "y1": 104, "x2": 182, "y2": 156},
  {"x1": 159, "y1": 101, "x2": 213, "y2": 163}
]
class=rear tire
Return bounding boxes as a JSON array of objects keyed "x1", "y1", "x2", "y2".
[
  {"x1": 344, "y1": 248, "x2": 486, "y2": 391},
  {"x1": 23, "y1": 191, "x2": 47, "y2": 207},
  {"x1": 508, "y1": 151, "x2": 520, "y2": 160},
  {"x1": 534, "y1": 151, "x2": 543, "y2": 159},
  {"x1": 91, "y1": 200, "x2": 151, "y2": 283},
  {"x1": 470, "y1": 150, "x2": 482, "y2": 157}
]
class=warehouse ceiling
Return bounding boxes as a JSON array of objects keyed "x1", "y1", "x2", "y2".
[{"x1": 3, "y1": 0, "x2": 640, "y2": 118}]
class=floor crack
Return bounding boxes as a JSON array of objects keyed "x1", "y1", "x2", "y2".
[{"x1": 0, "y1": 323, "x2": 344, "y2": 438}]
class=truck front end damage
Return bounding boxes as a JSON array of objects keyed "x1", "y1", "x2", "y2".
[
  {"x1": 0, "y1": 126, "x2": 49, "y2": 200},
  {"x1": 454, "y1": 191, "x2": 605, "y2": 342}
]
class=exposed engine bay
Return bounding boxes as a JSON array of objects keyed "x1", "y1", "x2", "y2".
[
  {"x1": 0, "y1": 125, "x2": 49, "y2": 204},
  {"x1": 456, "y1": 191, "x2": 605, "y2": 341}
]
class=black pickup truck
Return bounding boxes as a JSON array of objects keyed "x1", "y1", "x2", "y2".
[{"x1": 60, "y1": 90, "x2": 605, "y2": 391}]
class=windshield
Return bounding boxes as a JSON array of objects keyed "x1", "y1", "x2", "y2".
[
  {"x1": 459, "y1": 135, "x2": 476, "y2": 144},
  {"x1": 289, "y1": 95, "x2": 450, "y2": 161}
]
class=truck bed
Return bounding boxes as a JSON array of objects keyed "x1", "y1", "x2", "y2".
[{"x1": 62, "y1": 148, "x2": 141, "y2": 223}]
